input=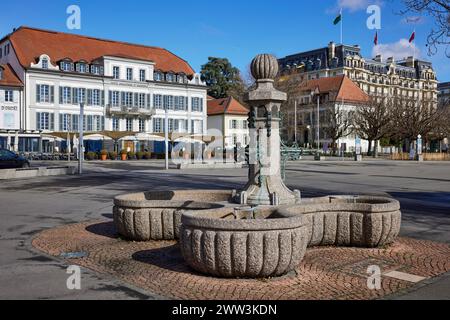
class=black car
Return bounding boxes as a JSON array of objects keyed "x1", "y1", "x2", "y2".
[{"x1": 0, "y1": 149, "x2": 30, "y2": 169}]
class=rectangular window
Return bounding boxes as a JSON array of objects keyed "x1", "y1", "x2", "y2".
[
  {"x1": 36, "y1": 112, "x2": 53, "y2": 131},
  {"x1": 92, "y1": 89, "x2": 100, "y2": 106},
  {"x1": 165, "y1": 96, "x2": 174, "y2": 110},
  {"x1": 91, "y1": 65, "x2": 102, "y2": 75},
  {"x1": 112, "y1": 118, "x2": 119, "y2": 131},
  {"x1": 4, "y1": 90, "x2": 13, "y2": 102},
  {"x1": 243, "y1": 120, "x2": 248, "y2": 129},
  {"x1": 78, "y1": 88, "x2": 86, "y2": 105},
  {"x1": 153, "y1": 118, "x2": 162, "y2": 133},
  {"x1": 37, "y1": 84, "x2": 52, "y2": 103},
  {"x1": 168, "y1": 118, "x2": 174, "y2": 132},
  {"x1": 139, "y1": 119, "x2": 146, "y2": 132},
  {"x1": 126, "y1": 119, "x2": 133, "y2": 131},
  {"x1": 78, "y1": 63, "x2": 87, "y2": 73},
  {"x1": 231, "y1": 120, "x2": 238, "y2": 129},
  {"x1": 86, "y1": 115, "x2": 93, "y2": 131},
  {"x1": 124, "y1": 92, "x2": 133, "y2": 107},
  {"x1": 62, "y1": 87, "x2": 71, "y2": 104},
  {"x1": 191, "y1": 97, "x2": 203, "y2": 112},
  {"x1": 154, "y1": 94, "x2": 163, "y2": 109},
  {"x1": 138, "y1": 93, "x2": 146, "y2": 108},
  {"x1": 175, "y1": 96, "x2": 186, "y2": 111},
  {"x1": 139, "y1": 70, "x2": 146, "y2": 82},
  {"x1": 59, "y1": 114, "x2": 71, "y2": 131},
  {"x1": 113, "y1": 66, "x2": 120, "y2": 79},
  {"x1": 126, "y1": 68, "x2": 133, "y2": 81},
  {"x1": 61, "y1": 61, "x2": 72, "y2": 72}
]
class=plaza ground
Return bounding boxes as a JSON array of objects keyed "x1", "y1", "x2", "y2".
[{"x1": 0, "y1": 159, "x2": 449, "y2": 300}]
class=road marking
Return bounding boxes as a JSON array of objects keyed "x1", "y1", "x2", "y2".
[{"x1": 384, "y1": 271, "x2": 426, "y2": 283}]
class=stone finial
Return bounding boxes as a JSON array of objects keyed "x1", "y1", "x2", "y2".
[{"x1": 250, "y1": 54, "x2": 279, "y2": 80}]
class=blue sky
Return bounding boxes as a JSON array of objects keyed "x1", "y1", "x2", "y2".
[{"x1": 1, "y1": 0, "x2": 448, "y2": 81}]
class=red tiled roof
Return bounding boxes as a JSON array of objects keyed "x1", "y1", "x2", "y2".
[
  {"x1": 208, "y1": 97, "x2": 249, "y2": 116},
  {"x1": 299, "y1": 75, "x2": 369, "y2": 103},
  {"x1": 5, "y1": 26, "x2": 194, "y2": 75},
  {"x1": 0, "y1": 64, "x2": 23, "y2": 87}
]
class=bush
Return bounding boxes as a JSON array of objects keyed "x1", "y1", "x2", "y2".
[
  {"x1": 144, "y1": 152, "x2": 152, "y2": 160},
  {"x1": 109, "y1": 151, "x2": 117, "y2": 160},
  {"x1": 120, "y1": 149, "x2": 128, "y2": 155},
  {"x1": 86, "y1": 152, "x2": 97, "y2": 161},
  {"x1": 100, "y1": 149, "x2": 108, "y2": 156},
  {"x1": 128, "y1": 151, "x2": 136, "y2": 160},
  {"x1": 136, "y1": 151, "x2": 145, "y2": 160}
]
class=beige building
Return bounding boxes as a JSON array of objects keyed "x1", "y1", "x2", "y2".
[{"x1": 278, "y1": 42, "x2": 438, "y2": 108}]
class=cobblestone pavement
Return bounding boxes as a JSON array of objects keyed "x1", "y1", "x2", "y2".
[{"x1": 32, "y1": 221, "x2": 450, "y2": 300}]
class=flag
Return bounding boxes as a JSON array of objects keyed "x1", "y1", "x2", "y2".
[
  {"x1": 409, "y1": 31, "x2": 416, "y2": 43},
  {"x1": 374, "y1": 31, "x2": 378, "y2": 45},
  {"x1": 333, "y1": 11, "x2": 342, "y2": 25}
]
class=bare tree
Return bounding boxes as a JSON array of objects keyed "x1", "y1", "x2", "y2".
[
  {"x1": 389, "y1": 95, "x2": 441, "y2": 151},
  {"x1": 399, "y1": 0, "x2": 450, "y2": 57},
  {"x1": 323, "y1": 105, "x2": 354, "y2": 155},
  {"x1": 353, "y1": 97, "x2": 393, "y2": 157}
]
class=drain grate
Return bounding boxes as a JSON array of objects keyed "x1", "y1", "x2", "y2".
[{"x1": 60, "y1": 251, "x2": 88, "y2": 259}]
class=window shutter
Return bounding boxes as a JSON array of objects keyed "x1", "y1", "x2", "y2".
[
  {"x1": 87, "y1": 89, "x2": 92, "y2": 106},
  {"x1": 50, "y1": 86, "x2": 54, "y2": 103},
  {"x1": 59, "y1": 114, "x2": 63, "y2": 131},
  {"x1": 50, "y1": 113, "x2": 54, "y2": 131},
  {"x1": 36, "y1": 112, "x2": 41, "y2": 130},
  {"x1": 108, "y1": 91, "x2": 112, "y2": 106},
  {"x1": 72, "y1": 88, "x2": 78, "y2": 104},
  {"x1": 153, "y1": 94, "x2": 157, "y2": 108},
  {"x1": 59, "y1": 87, "x2": 63, "y2": 104},
  {"x1": 134, "y1": 93, "x2": 139, "y2": 107},
  {"x1": 72, "y1": 114, "x2": 78, "y2": 131},
  {"x1": 200, "y1": 98, "x2": 204, "y2": 112},
  {"x1": 36, "y1": 85, "x2": 41, "y2": 103},
  {"x1": 0, "y1": 91, "x2": 4, "y2": 103},
  {"x1": 101, "y1": 90, "x2": 105, "y2": 106},
  {"x1": 101, "y1": 116, "x2": 105, "y2": 131},
  {"x1": 13, "y1": 91, "x2": 18, "y2": 103},
  {"x1": 121, "y1": 92, "x2": 125, "y2": 106},
  {"x1": 147, "y1": 94, "x2": 151, "y2": 109}
]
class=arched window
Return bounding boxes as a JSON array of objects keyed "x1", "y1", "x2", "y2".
[{"x1": 42, "y1": 57, "x2": 49, "y2": 69}]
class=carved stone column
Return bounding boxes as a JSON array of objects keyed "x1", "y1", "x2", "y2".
[{"x1": 238, "y1": 54, "x2": 300, "y2": 206}]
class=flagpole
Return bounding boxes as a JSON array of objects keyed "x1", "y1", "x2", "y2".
[
  {"x1": 412, "y1": 28, "x2": 416, "y2": 67},
  {"x1": 340, "y1": 8, "x2": 343, "y2": 45}
]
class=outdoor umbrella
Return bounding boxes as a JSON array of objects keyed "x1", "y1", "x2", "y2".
[
  {"x1": 6, "y1": 132, "x2": 11, "y2": 151},
  {"x1": 67, "y1": 131, "x2": 71, "y2": 154}
]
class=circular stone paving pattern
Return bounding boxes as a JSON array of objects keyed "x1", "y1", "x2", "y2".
[{"x1": 32, "y1": 221, "x2": 450, "y2": 300}]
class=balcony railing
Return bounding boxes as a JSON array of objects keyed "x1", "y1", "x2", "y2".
[{"x1": 106, "y1": 105, "x2": 155, "y2": 117}]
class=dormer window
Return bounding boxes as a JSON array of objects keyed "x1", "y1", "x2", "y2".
[
  {"x1": 42, "y1": 58, "x2": 49, "y2": 69},
  {"x1": 166, "y1": 73, "x2": 174, "y2": 82},
  {"x1": 178, "y1": 74, "x2": 186, "y2": 83},
  {"x1": 154, "y1": 71, "x2": 163, "y2": 81},
  {"x1": 60, "y1": 60, "x2": 73, "y2": 72},
  {"x1": 91, "y1": 65, "x2": 103, "y2": 75},
  {"x1": 77, "y1": 62, "x2": 88, "y2": 73}
]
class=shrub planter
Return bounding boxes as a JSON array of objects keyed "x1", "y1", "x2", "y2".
[
  {"x1": 180, "y1": 207, "x2": 308, "y2": 278},
  {"x1": 277, "y1": 196, "x2": 401, "y2": 248},
  {"x1": 113, "y1": 190, "x2": 234, "y2": 241}
]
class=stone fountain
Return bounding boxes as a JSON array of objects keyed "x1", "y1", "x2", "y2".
[{"x1": 113, "y1": 54, "x2": 402, "y2": 279}]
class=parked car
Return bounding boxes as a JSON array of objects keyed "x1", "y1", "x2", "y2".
[{"x1": 0, "y1": 149, "x2": 31, "y2": 169}]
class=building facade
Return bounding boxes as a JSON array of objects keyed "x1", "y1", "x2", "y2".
[
  {"x1": 207, "y1": 96, "x2": 249, "y2": 149},
  {"x1": 0, "y1": 26, "x2": 207, "y2": 153},
  {"x1": 281, "y1": 75, "x2": 370, "y2": 153},
  {"x1": 438, "y1": 81, "x2": 450, "y2": 107},
  {"x1": 278, "y1": 42, "x2": 438, "y2": 107},
  {"x1": 0, "y1": 64, "x2": 23, "y2": 149}
]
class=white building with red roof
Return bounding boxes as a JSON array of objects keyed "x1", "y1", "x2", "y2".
[
  {"x1": 0, "y1": 26, "x2": 207, "y2": 153},
  {"x1": 207, "y1": 96, "x2": 249, "y2": 149}
]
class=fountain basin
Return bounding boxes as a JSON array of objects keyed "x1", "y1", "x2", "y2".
[
  {"x1": 113, "y1": 190, "x2": 233, "y2": 241},
  {"x1": 180, "y1": 207, "x2": 308, "y2": 278},
  {"x1": 277, "y1": 196, "x2": 401, "y2": 248}
]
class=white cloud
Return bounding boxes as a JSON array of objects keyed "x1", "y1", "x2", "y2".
[
  {"x1": 338, "y1": 0, "x2": 371, "y2": 12},
  {"x1": 372, "y1": 39, "x2": 421, "y2": 61}
]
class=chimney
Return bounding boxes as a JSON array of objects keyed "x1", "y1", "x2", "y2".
[
  {"x1": 386, "y1": 57, "x2": 395, "y2": 64},
  {"x1": 374, "y1": 55, "x2": 382, "y2": 62},
  {"x1": 328, "y1": 41, "x2": 336, "y2": 60}
]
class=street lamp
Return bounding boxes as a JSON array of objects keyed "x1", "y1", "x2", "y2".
[
  {"x1": 311, "y1": 87, "x2": 320, "y2": 154},
  {"x1": 164, "y1": 105, "x2": 169, "y2": 170},
  {"x1": 78, "y1": 103, "x2": 84, "y2": 175}
]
